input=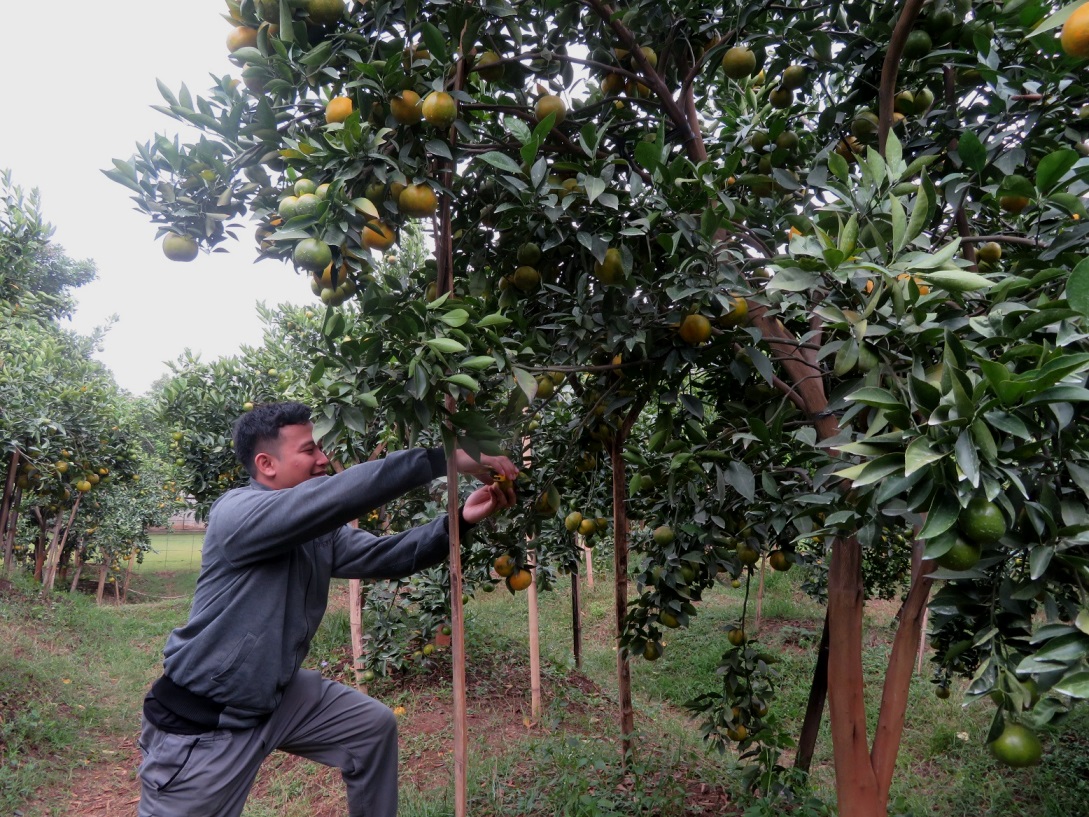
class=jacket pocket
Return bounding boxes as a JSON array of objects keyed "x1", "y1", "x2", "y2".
[{"x1": 210, "y1": 632, "x2": 258, "y2": 684}]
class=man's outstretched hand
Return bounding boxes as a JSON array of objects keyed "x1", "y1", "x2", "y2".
[
  {"x1": 462, "y1": 482, "x2": 517, "y2": 525},
  {"x1": 453, "y1": 450, "x2": 519, "y2": 505}
]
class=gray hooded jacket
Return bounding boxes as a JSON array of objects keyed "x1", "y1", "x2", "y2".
[{"x1": 154, "y1": 448, "x2": 450, "y2": 729}]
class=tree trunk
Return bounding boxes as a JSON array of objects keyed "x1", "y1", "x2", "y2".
[
  {"x1": 42, "y1": 497, "x2": 80, "y2": 593},
  {"x1": 69, "y1": 541, "x2": 85, "y2": 594},
  {"x1": 609, "y1": 435, "x2": 635, "y2": 760},
  {"x1": 871, "y1": 545, "x2": 934, "y2": 801},
  {"x1": 95, "y1": 563, "x2": 108, "y2": 604},
  {"x1": 795, "y1": 613, "x2": 830, "y2": 773},
  {"x1": 33, "y1": 508, "x2": 48, "y2": 582},
  {"x1": 2, "y1": 487, "x2": 21, "y2": 575},
  {"x1": 827, "y1": 534, "x2": 882, "y2": 817},
  {"x1": 0, "y1": 451, "x2": 19, "y2": 572}
]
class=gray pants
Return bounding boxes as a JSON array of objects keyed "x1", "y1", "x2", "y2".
[{"x1": 137, "y1": 670, "x2": 398, "y2": 817}]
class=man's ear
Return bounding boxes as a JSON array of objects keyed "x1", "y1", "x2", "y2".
[{"x1": 254, "y1": 451, "x2": 276, "y2": 479}]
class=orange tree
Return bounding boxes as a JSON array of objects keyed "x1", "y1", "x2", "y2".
[
  {"x1": 0, "y1": 172, "x2": 160, "y2": 590},
  {"x1": 112, "y1": 0, "x2": 1089, "y2": 813}
]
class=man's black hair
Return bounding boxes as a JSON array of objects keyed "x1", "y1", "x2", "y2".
[{"x1": 233, "y1": 401, "x2": 313, "y2": 478}]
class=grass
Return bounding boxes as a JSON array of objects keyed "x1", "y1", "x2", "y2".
[
  {"x1": 2, "y1": 558, "x2": 1088, "y2": 816},
  {"x1": 134, "y1": 532, "x2": 204, "y2": 573}
]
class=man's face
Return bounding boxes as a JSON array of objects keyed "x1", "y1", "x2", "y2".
[{"x1": 260, "y1": 423, "x2": 330, "y2": 489}]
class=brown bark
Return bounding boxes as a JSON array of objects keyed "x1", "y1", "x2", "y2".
[
  {"x1": 877, "y1": 0, "x2": 926, "y2": 155},
  {"x1": 0, "y1": 450, "x2": 19, "y2": 572},
  {"x1": 827, "y1": 533, "x2": 882, "y2": 816},
  {"x1": 95, "y1": 563, "x2": 108, "y2": 604},
  {"x1": 609, "y1": 434, "x2": 635, "y2": 760},
  {"x1": 795, "y1": 613, "x2": 830, "y2": 773},
  {"x1": 69, "y1": 542, "x2": 85, "y2": 594},
  {"x1": 871, "y1": 544, "x2": 935, "y2": 801},
  {"x1": 42, "y1": 496, "x2": 80, "y2": 593},
  {"x1": 2, "y1": 488, "x2": 21, "y2": 575},
  {"x1": 122, "y1": 545, "x2": 137, "y2": 603}
]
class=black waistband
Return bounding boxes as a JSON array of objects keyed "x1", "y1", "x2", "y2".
[{"x1": 146, "y1": 675, "x2": 226, "y2": 732}]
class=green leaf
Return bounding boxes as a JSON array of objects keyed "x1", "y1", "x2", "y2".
[
  {"x1": 906, "y1": 184, "x2": 930, "y2": 245},
  {"x1": 426, "y1": 337, "x2": 467, "y2": 354},
  {"x1": 477, "y1": 151, "x2": 522, "y2": 175},
  {"x1": 846, "y1": 387, "x2": 904, "y2": 411},
  {"x1": 890, "y1": 194, "x2": 907, "y2": 256},
  {"x1": 419, "y1": 22, "x2": 449, "y2": 63},
  {"x1": 1065, "y1": 257, "x2": 1089, "y2": 316},
  {"x1": 445, "y1": 374, "x2": 480, "y2": 391},
  {"x1": 955, "y1": 429, "x2": 980, "y2": 487},
  {"x1": 1025, "y1": 385, "x2": 1089, "y2": 405},
  {"x1": 905, "y1": 436, "x2": 946, "y2": 477},
  {"x1": 917, "y1": 269, "x2": 992, "y2": 292},
  {"x1": 847, "y1": 454, "x2": 905, "y2": 487},
  {"x1": 957, "y1": 131, "x2": 987, "y2": 173},
  {"x1": 828, "y1": 151, "x2": 850, "y2": 183},
  {"x1": 360, "y1": 392, "x2": 378, "y2": 409},
  {"x1": 1077, "y1": 608, "x2": 1089, "y2": 636},
  {"x1": 476, "y1": 312, "x2": 512, "y2": 328},
  {"x1": 460, "y1": 356, "x2": 496, "y2": 370},
  {"x1": 1034, "y1": 633, "x2": 1089, "y2": 663},
  {"x1": 919, "y1": 492, "x2": 960, "y2": 540},
  {"x1": 1029, "y1": 545, "x2": 1053, "y2": 580},
  {"x1": 1053, "y1": 671, "x2": 1089, "y2": 700},
  {"x1": 512, "y1": 367, "x2": 538, "y2": 400},
  {"x1": 1036, "y1": 149, "x2": 1079, "y2": 194},
  {"x1": 439, "y1": 309, "x2": 470, "y2": 327},
  {"x1": 351, "y1": 197, "x2": 379, "y2": 219}
]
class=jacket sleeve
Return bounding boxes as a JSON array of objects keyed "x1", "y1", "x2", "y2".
[
  {"x1": 213, "y1": 448, "x2": 446, "y2": 567},
  {"x1": 329, "y1": 516, "x2": 451, "y2": 579}
]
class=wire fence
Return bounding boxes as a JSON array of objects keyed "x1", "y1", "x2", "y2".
[{"x1": 134, "y1": 533, "x2": 205, "y2": 573}]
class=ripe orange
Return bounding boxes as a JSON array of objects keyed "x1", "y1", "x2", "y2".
[
  {"x1": 534, "y1": 94, "x2": 567, "y2": 125},
  {"x1": 493, "y1": 553, "x2": 516, "y2": 577},
  {"x1": 768, "y1": 550, "x2": 793, "y2": 571},
  {"x1": 781, "y1": 64, "x2": 807, "y2": 90},
  {"x1": 421, "y1": 91, "x2": 457, "y2": 128},
  {"x1": 977, "y1": 241, "x2": 1002, "y2": 264},
  {"x1": 227, "y1": 26, "x2": 258, "y2": 53},
  {"x1": 678, "y1": 314, "x2": 712, "y2": 345},
  {"x1": 361, "y1": 220, "x2": 397, "y2": 251},
  {"x1": 398, "y1": 183, "x2": 437, "y2": 217},
  {"x1": 1000, "y1": 194, "x2": 1030, "y2": 214},
  {"x1": 652, "y1": 525, "x2": 674, "y2": 545},
  {"x1": 507, "y1": 568, "x2": 533, "y2": 592},
  {"x1": 390, "y1": 90, "x2": 423, "y2": 125},
  {"x1": 601, "y1": 73, "x2": 625, "y2": 95},
  {"x1": 727, "y1": 627, "x2": 746, "y2": 646},
  {"x1": 593, "y1": 247, "x2": 624, "y2": 284},
  {"x1": 307, "y1": 0, "x2": 345, "y2": 26},
  {"x1": 564, "y1": 511, "x2": 584, "y2": 532},
  {"x1": 474, "y1": 51, "x2": 505, "y2": 82},
  {"x1": 1061, "y1": 2, "x2": 1089, "y2": 58},
  {"x1": 718, "y1": 296, "x2": 748, "y2": 328},
  {"x1": 721, "y1": 47, "x2": 757, "y2": 80},
  {"x1": 162, "y1": 233, "x2": 199, "y2": 262},
  {"x1": 769, "y1": 85, "x2": 793, "y2": 109},
  {"x1": 76, "y1": 480, "x2": 92, "y2": 493},
  {"x1": 326, "y1": 96, "x2": 353, "y2": 124},
  {"x1": 513, "y1": 265, "x2": 540, "y2": 292}
]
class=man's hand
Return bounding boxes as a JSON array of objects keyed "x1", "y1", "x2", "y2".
[
  {"x1": 462, "y1": 482, "x2": 517, "y2": 525},
  {"x1": 453, "y1": 450, "x2": 519, "y2": 504}
]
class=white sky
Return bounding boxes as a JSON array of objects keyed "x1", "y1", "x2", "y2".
[{"x1": 1, "y1": 0, "x2": 307, "y2": 394}]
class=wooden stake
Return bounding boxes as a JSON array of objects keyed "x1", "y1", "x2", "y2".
[
  {"x1": 0, "y1": 450, "x2": 19, "y2": 573},
  {"x1": 755, "y1": 554, "x2": 766, "y2": 634},
  {"x1": 583, "y1": 536, "x2": 594, "y2": 589},
  {"x1": 122, "y1": 545, "x2": 137, "y2": 604},
  {"x1": 445, "y1": 451, "x2": 468, "y2": 817},
  {"x1": 609, "y1": 437, "x2": 635, "y2": 761},
  {"x1": 571, "y1": 567, "x2": 583, "y2": 670},
  {"x1": 527, "y1": 546, "x2": 542, "y2": 720}
]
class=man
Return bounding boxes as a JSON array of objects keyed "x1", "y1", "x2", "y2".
[{"x1": 137, "y1": 401, "x2": 517, "y2": 817}]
